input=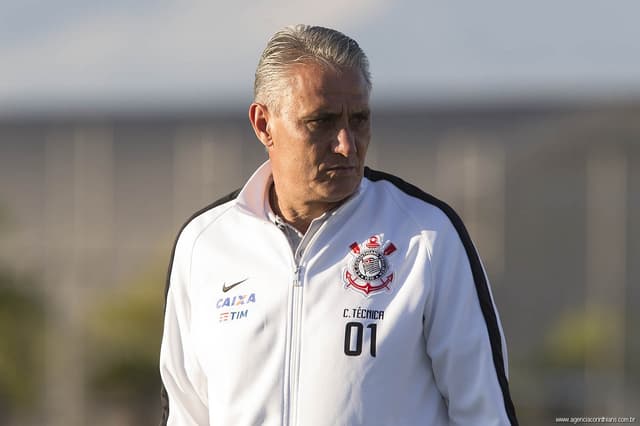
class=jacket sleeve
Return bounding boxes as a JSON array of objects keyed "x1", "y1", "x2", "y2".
[
  {"x1": 423, "y1": 218, "x2": 518, "y2": 425},
  {"x1": 159, "y1": 236, "x2": 209, "y2": 426}
]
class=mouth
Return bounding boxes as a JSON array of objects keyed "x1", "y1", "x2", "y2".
[
  {"x1": 325, "y1": 165, "x2": 357, "y2": 172},
  {"x1": 323, "y1": 166, "x2": 359, "y2": 179}
]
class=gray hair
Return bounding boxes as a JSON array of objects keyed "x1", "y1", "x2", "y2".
[{"x1": 254, "y1": 24, "x2": 372, "y2": 111}]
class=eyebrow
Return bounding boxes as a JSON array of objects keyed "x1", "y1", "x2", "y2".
[
  {"x1": 302, "y1": 108, "x2": 370, "y2": 121},
  {"x1": 351, "y1": 109, "x2": 370, "y2": 117},
  {"x1": 301, "y1": 111, "x2": 340, "y2": 121}
]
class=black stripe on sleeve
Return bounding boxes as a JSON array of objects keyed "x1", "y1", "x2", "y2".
[
  {"x1": 159, "y1": 188, "x2": 241, "y2": 426},
  {"x1": 162, "y1": 189, "x2": 241, "y2": 304},
  {"x1": 364, "y1": 167, "x2": 518, "y2": 426}
]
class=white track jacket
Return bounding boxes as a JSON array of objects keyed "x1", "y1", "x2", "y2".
[{"x1": 159, "y1": 161, "x2": 518, "y2": 425}]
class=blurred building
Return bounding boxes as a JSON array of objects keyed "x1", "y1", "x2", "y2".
[{"x1": 0, "y1": 100, "x2": 638, "y2": 425}]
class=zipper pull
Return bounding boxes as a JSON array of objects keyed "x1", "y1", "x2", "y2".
[{"x1": 293, "y1": 266, "x2": 303, "y2": 287}]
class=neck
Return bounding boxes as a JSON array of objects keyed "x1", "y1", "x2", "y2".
[{"x1": 269, "y1": 183, "x2": 338, "y2": 234}]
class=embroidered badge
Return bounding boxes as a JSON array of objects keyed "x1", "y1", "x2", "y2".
[{"x1": 342, "y1": 235, "x2": 397, "y2": 297}]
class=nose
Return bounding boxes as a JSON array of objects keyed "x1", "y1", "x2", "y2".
[{"x1": 334, "y1": 127, "x2": 357, "y2": 158}]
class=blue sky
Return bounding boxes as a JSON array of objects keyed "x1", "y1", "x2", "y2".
[{"x1": 2, "y1": 0, "x2": 640, "y2": 114}]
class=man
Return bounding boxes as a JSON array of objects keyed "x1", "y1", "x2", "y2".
[{"x1": 159, "y1": 25, "x2": 518, "y2": 425}]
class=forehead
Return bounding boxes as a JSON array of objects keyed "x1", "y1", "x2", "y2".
[{"x1": 280, "y1": 63, "x2": 370, "y2": 114}]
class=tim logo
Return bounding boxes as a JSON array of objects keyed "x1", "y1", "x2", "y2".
[{"x1": 219, "y1": 310, "x2": 248, "y2": 322}]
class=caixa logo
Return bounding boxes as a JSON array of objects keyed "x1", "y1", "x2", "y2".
[
  {"x1": 216, "y1": 294, "x2": 256, "y2": 323},
  {"x1": 216, "y1": 293, "x2": 256, "y2": 309}
]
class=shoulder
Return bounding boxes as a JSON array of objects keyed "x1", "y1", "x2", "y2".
[
  {"x1": 364, "y1": 167, "x2": 486, "y2": 286},
  {"x1": 169, "y1": 188, "x2": 240, "y2": 271},
  {"x1": 363, "y1": 167, "x2": 465, "y2": 234},
  {"x1": 163, "y1": 189, "x2": 240, "y2": 299},
  {"x1": 175, "y1": 188, "x2": 241, "y2": 247}
]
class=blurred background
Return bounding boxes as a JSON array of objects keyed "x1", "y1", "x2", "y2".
[{"x1": 1, "y1": 1, "x2": 639, "y2": 425}]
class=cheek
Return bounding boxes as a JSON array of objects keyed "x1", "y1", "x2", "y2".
[
  {"x1": 284, "y1": 140, "x2": 322, "y2": 176},
  {"x1": 358, "y1": 142, "x2": 369, "y2": 159},
  {"x1": 356, "y1": 131, "x2": 371, "y2": 158}
]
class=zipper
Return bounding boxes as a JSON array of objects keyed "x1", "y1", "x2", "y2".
[
  {"x1": 288, "y1": 266, "x2": 304, "y2": 426},
  {"x1": 281, "y1": 242, "x2": 304, "y2": 426},
  {"x1": 280, "y1": 204, "x2": 352, "y2": 426},
  {"x1": 283, "y1": 233, "x2": 318, "y2": 426}
]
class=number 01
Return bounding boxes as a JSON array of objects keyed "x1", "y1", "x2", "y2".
[{"x1": 344, "y1": 322, "x2": 377, "y2": 357}]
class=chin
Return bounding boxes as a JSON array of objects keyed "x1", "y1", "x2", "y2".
[{"x1": 319, "y1": 177, "x2": 361, "y2": 202}]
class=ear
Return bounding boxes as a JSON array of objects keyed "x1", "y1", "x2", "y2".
[{"x1": 249, "y1": 102, "x2": 274, "y2": 148}]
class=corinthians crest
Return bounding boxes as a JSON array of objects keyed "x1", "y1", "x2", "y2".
[{"x1": 342, "y1": 235, "x2": 397, "y2": 297}]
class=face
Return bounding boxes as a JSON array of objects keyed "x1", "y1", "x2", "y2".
[{"x1": 253, "y1": 63, "x2": 371, "y2": 208}]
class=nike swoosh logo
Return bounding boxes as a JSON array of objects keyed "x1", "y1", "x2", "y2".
[{"x1": 222, "y1": 278, "x2": 248, "y2": 293}]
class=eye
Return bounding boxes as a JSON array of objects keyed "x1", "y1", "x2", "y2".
[
  {"x1": 306, "y1": 115, "x2": 335, "y2": 131},
  {"x1": 350, "y1": 112, "x2": 369, "y2": 127}
]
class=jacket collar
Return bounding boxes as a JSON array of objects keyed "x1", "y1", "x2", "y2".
[{"x1": 235, "y1": 160, "x2": 368, "y2": 222}]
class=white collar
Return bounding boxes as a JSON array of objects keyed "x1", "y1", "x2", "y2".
[{"x1": 235, "y1": 159, "x2": 368, "y2": 222}]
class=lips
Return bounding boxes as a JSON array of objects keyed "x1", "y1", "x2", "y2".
[
  {"x1": 325, "y1": 165, "x2": 356, "y2": 171},
  {"x1": 325, "y1": 166, "x2": 357, "y2": 175}
]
